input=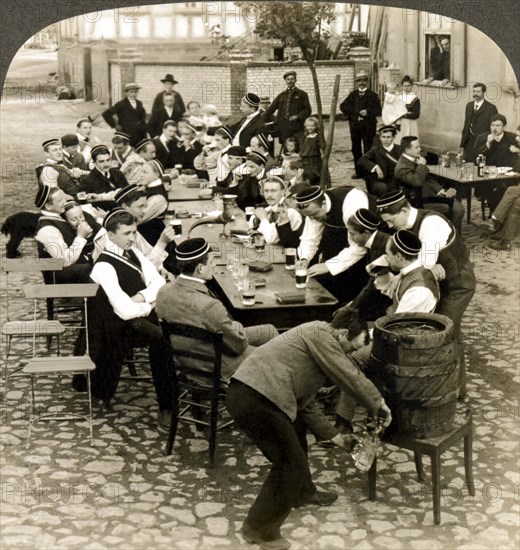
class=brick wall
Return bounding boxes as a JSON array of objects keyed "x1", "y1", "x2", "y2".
[
  {"x1": 106, "y1": 60, "x2": 356, "y2": 117},
  {"x1": 133, "y1": 63, "x2": 235, "y2": 116},
  {"x1": 246, "y1": 61, "x2": 356, "y2": 115}
]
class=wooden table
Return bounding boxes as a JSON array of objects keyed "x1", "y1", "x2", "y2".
[
  {"x1": 211, "y1": 265, "x2": 338, "y2": 329},
  {"x1": 167, "y1": 178, "x2": 206, "y2": 202},
  {"x1": 427, "y1": 164, "x2": 520, "y2": 223},
  {"x1": 166, "y1": 200, "x2": 286, "y2": 264}
]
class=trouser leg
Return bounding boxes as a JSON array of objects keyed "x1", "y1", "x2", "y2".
[{"x1": 227, "y1": 381, "x2": 314, "y2": 540}]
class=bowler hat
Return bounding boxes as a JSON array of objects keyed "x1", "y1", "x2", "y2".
[{"x1": 161, "y1": 74, "x2": 178, "y2": 84}]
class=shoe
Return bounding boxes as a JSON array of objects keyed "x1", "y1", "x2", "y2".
[
  {"x1": 351, "y1": 174, "x2": 362, "y2": 180},
  {"x1": 487, "y1": 239, "x2": 511, "y2": 251},
  {"x1": 488, "y1": 232, "x2": 502, "y2": 241},
  {"x1": 334, "y1": 416, "x2": 354, "y2": 435},
  {"x1": 294, "y1": 490, "x2": 338, "y2": 508},
  {"x1": 241, "y1": 526, "x2": 291, "y2": 550},
  {"x1": 316, "y1": 438, "x2": 336, "y2": 448},
  {"x1": 490, "y1": 218, "x2": 503, "y2": 234},
  {"x1": 158, "y1": 409, "x2": 172, "y2": 430}
]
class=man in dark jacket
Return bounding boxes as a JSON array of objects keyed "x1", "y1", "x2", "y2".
[
  {"x1": 357, "y1": 125, "x2": 402, "y2": 196},
  {"x1": 102, "y1": 83, "x2": 148, "y2": 147},
  {"x1": 340, "y1": 72, "x2": 382, "y2": 179},
  {"x1": 262, "y1": 71, "x2": 312, "y2": 147},
  {"x1": 148, "y1": 92, "x2": 179, "y2": 138},
  {"x1": 459, "y1": 83, "x2": 498, "y2": 162},
  {"x1": 230, "y1": 93, "x2": 268, "y2": 151},
  {"x1": 151, "y1": 73, "x2": 185, "y2": 119}
]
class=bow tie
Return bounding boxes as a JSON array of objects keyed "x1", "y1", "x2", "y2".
[{"x1": 83, "y1": 137, "x2": 89, "y2": 143}]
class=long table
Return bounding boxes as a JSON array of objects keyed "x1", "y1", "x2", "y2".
[
  {"x1": 211, "y1": 264, "x2": 338, "y2": 329},
  {"x1": 167, "y1": 178, "x2": 207, "y2": 202},
  {"x1": 427, "y1": 164, "x2": 520, "y2": 224}
]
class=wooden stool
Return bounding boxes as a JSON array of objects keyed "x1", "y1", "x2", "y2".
[{"x1": 368, "y1": 407, "x2": 475, "y2": 525}]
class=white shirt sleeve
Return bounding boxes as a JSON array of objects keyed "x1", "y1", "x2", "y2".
[
  {"x1": 396, "y1": 286, "x2": 437, "y2": 313},
  {"x1": 141, "y1": 194, "x2": 167, "y2": 223},
  {"x1": 90, "y1": 262, "x2": 153, "y2": 321},
  {"x1": 40, "y1": 166, "x2": 59, "y2": 187},
  {"x1": 417, "y1": 215, "x2": 451, "y2": 268},
  {"x1": 297, "y1": 217, "x2": 323, "y2": 262},
  {"x1": 34, "y1": 226, "x2": 87, "y2": 267},
  {"x1": 135, "y1": 250, "x2": 167, "y2": 304},
  {"x1": 134, "y1": 233, "x2": 168, "y2": 270},
  {"x1": 324, "y1": 188, "x2": 369, "y2": 275}
]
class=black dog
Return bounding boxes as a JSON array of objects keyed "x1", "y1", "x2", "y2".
[{"x1": 1, "y1": 211, "x2": 40, "y2": 258}]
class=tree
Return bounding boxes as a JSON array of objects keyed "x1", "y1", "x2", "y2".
[{"x1": 239, "y1": 2, "x2": 338, "y2": 186}]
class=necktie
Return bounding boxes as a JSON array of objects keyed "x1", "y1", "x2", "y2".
[
  {"x1": 268, "y1": 210, "x2": 278, "y2": 223},
  {"x1": 84, "y1": 137, "x2": 89, "y2": 143},
  {"x1": 283, "y1": 88, "x2": 295, "y2": 120}
]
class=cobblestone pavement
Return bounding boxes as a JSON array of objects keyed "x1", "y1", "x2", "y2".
[{"x1": 1, "y1": 89, "x2": 519, "y2": 549}]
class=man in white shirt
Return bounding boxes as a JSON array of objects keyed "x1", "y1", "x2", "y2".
[
  {"x1": 38, "y1": 138, "x2": 82, "y2": 196},
  {"x1": 89, "y1": 209, "x2": 174, "y2": 425},
  {"x1": 34, "y1": 185, "x2": 93, "y2": 283},
  {"x1": 295, "y1": 185, "x2": 375, "y2": 303},
  {"x1": 335, "y1": 229, "x2": 440, "y2": 430},
  {"x1": 76, "y1": 117, "x2": 99, "y2": 164},
  {"x1": 110, "y1": 131, "x2": 140, "y2": 169}
]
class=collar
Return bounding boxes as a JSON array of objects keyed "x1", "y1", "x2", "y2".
[
  {"x1": 95, "y1": 166, "x2": 110, "y2": 177},
  {"x1": 474, "y1": 99, "x2": 484, "y2": 108},
  {"x1": 76, "y1": 132, "x2": 88, "y2": 142},
  {"x1": 406, "y1": 208, "x2": 418, "y2": 229},
  {"x1": 403, "y1": 153, "x2": 417, "y2": 163},
  {"x1": 383, "y1": 144, "x2": 395, "y2": 152},
  {"x1": 45, "y1": 158, "x2": 59, "y2": 165},
  {"x1": 63, "y1": 150, "x2": 71, "y2": 158},
  {"x1": 400, "y1": 258, "x2": 423, "y2": 275},
  {"x1": 365, "y1": 231, "x2": 377, "y2": 249},
  {"x1": 40, "y1": 210, "x2": 62, "y2": 219},
  {"x1": 160, "y1": 134, "x2": 169, "y2": 146},
  {"x1": 244, "y1": 111, "x2": 259, "y2": 123},
  {"x1": 104, "y1": 237, "x2": 136, "y2": 258},
  {"x1": 179, "y1": 273, "x2": 207, "y2": 285},
  {"x1": 494, "y1": 133, "x2": 504, "y2": 142}
]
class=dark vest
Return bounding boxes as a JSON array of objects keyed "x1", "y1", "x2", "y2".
[
  {"x1": 367, "y1": 230, "x2": 390, "y2": 263},
  {"x1": 409, "y1": 209, "x2": 468, "y2": 282},
  {"x1": 319, "y1": 186, "x2": 376, "y2": 261},
  {"x1": 36, "y1": 163, "x2": 80, "y2": 195},
  {"x1": 95, "y1": 250, "x2": 146, "y2": 297},
  {"x1": 396, "y1": 265, "x2": 440, "y2": 304}
]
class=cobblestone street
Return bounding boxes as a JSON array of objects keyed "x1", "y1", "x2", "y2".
[{"x1": 1, "y1": 69, "x2": 519, "y2": 548}]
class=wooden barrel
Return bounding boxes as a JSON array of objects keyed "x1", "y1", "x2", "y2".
[{"x1": 370, "y1": 312, "x2": 459, "y2": 438}]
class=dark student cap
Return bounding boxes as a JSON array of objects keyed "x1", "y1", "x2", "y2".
[
  {"x1": 115, "y1": 184, "x2": 140, "y2": 206},
  {"x1": 113, "y1": 131, "x2": 131, "y2": 141},
  {"x1": 246, "y1": 151, "x2": 267, "y2": 166},
  {"x1": 103, "y1": 208, "x2": 127, "y2": 229},
  {"x1": 393, "y1": 230, "x2": 422, "y2": 255},
  {"x1": 377, "y1": 189, "x2": 406, "y2": 209},
  {"x1": 287, "y1": 182, "x2": 313, "y2": 197},
  {"x1": 135, "y1": 138, "x2": 153, "y2": 152},
  {"x1": 227, "y1": 146, "x2": 247, "y2": 158},
  {"x1": 61, "y1": 134, "x2": 79, "y2": 147},
  {"x1": 283, "y1": 70, "x2": 297, "y2": 80},
  {"x1": 295, "y1": 185, "x2": 324, "y2": 205},
  {"x1": 352, "y1": 208, "x2": 381, "y2": 231},
  {"x1": 42, "y1": 138, "x2": 60, "y2": 149},
  {"x1": 217, "y1": 126, "x2": 234, "y2": 141},
  {"x1": 378, "y1": 125, "x2": 397, "y2": 135},
  {"x1": 242, "y1": 93, "x2": 261, "y2": 107},
  {"x1": 176, "y1": 237, "x2": 210, "y2": 261},
  {"x1": 35, "y1": 185, "x2": 52, "y2": 208},
  {"x1": 90, "y1": 144, "x2": 110, "y2": 157}
]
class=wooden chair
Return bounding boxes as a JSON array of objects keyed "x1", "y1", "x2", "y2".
[
  {"x1": 160, "y1": 322, "x2": 233, "y2": 468},
  {"x1": 21, "y1": 283, "x2": 98, "y2": 447},
  {"x1": 367, "y1": 406, "x2": 475, "y2": 525},
  {"x1": 1, "y1": 258, "x2": 66, "y2": 388}
]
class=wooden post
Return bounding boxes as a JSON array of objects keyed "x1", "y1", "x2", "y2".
[{"x1": 320, "y1": 74, "x2": 341, "y2": 190}]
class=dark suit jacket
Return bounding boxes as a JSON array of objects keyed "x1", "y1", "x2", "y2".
[
  {"x1": 63, "y1": 150, "x2": 89, "y2": 171},
  {"x1": 357, "y1": 143, "x2": 402, "y2": 183},
  {"x1": 230, "y1": 112, "x2": 268, "y2": 149},
  {"x1": 262, "y1": 86, "x2": 312, "y2": 142},
  {"x1": 212, "y1": 174, "x2": 264, "y2": 212},
  {"x1": 152, "y1": 137, "x2": 182, "y2": 169},
  {"x1": 340, "y1": 90, "x2": 382, "y2": 128},
  {"x1": 151, "y1": 90, "x2": 185, "y2": 119},
  {"x1": 78, "y1": 167, "x2": 128, "y2": 195},
  {"x1": 102, "y1": 97, "x2": 148, "y2": 147},
  {"x1": 460, "y1": 100, "x2": 498, "y2": 151},
  {"x1": 472, "y1": 131, "x2": 518, "y2": 167},
  {"x1": 147, "y1": 107, "x2": 178, "y2": 138},
  {"x1": 394, "y1": 155, "x2": 430, "y2": 207}
]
